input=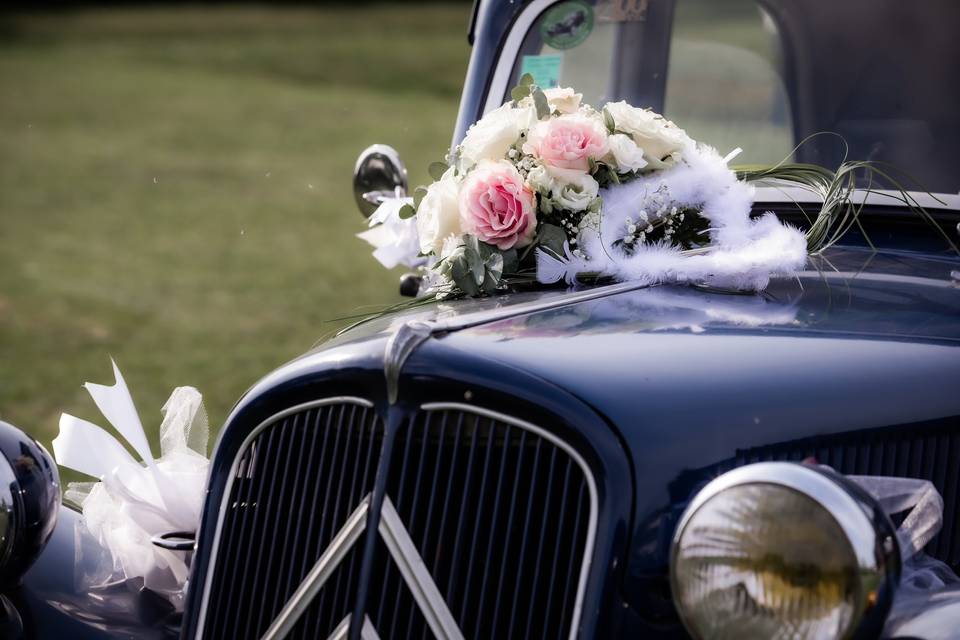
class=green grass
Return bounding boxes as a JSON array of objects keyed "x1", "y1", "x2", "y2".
[{"x1": 0, "y1": 5, "x2": 471, "y2": 470}]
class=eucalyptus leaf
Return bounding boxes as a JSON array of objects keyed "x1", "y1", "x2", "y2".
[
  {"x1": 500, "y1": 248, "x2": 519, "y2": 274},
  {"x1": 537, "y1": 223, "x2": 568, "y2": 257},
  {"x1": 476, "y1": 239, "x2": 499, "y2": 261},
  {"x1": 428, "y1": 161, "x2": 448, "y2": 182},
  {"x1": 450, "y1": 258, "x2": 479, "y2": 297},
  {"x1": 398, "y1": 204, "x2": 416, "y2": 220},
  {"x1": 511, "y1": 74, "x2": 535, "y2": 103},
  {"x1": 485, "y1": 253, "x2": 504, "y2": 283},
  {"x1": 511, "y1": 84, "x2": 531, "y2": 103},
  {"x1": 532, "y1": 88, "x2": 551, "y2": 120},
  {"x1": 414, "y1": 186, "x2": 428, "y2": 209}
]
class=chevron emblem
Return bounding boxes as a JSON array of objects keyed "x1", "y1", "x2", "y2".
[{"x1": 261, "y1": 495, "x2": 465, "y2": 640}]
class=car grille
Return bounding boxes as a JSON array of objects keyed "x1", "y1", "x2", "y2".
[
  {"x1": 200, "y1": 399, "x2": 384, "y2": 640},
  {"x1": 364, "y1": 405, "x2": 594, "y2": 639},
  {"x1": 196, "y1": 401, "x2": 596, "y2": 640},
  {"x1": 725, "y1": 419, "x2": 960, "y2": 568}
]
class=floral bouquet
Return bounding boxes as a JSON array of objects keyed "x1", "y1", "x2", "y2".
[{"x1": 359, "y1": 75, "x2": 950, "y2": 301}]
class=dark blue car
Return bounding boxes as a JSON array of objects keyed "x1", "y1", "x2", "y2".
[{"x1": 2, "y1": 0, "x2": 959, "y2": 638}]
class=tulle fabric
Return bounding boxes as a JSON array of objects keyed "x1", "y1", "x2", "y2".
[
  {"x1": 54, "y1": 362, "x2": 209, "y2": 610},
  {"x1": 846, "y1": 475, "x2": 960, "y2": 634}
]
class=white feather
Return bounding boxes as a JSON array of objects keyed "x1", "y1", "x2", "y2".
[{"x1": 543, "y1": 144, "x2": 808, "y2": 291}]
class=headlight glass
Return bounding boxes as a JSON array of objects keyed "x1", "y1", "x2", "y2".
[
  {"x1": 673, "y1": 483, "x2": 858, "y2": 637},
  {"x1": 671, "y1": 463, "x2": 898, "y2": 640}
]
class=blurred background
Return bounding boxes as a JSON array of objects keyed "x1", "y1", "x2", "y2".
[{"x1": 0, "y1": 2, "x2": 473, "y2": 474}]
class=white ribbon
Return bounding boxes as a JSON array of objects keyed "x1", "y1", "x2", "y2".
[{"x1": 53, "y1": 360, "x2": 209, "y2": 609}]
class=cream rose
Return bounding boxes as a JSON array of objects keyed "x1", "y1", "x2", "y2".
[
  {"x1": 548, "y1": 168, "x2": 600, "y2": 212},
  {"x1": 607, "y1": 133, "x2": 648, "y2": 173},
  {"x1": 460, "y1": 102, "x2": 536, "y2": 167},
  {"x1": 458, "y1": 160, "x2": 537, "y2": 250},
  {"x1": 544, "y1": 87, "x2": 583, "y2": 114},
  {"x1": 604, "y1": 101, "x2": 692, "y2": 169},
  {"x1": 416, "y1": 169, "x2": 462, "y2": 255},
  {"x1": 523, "y1": 113, "x2": 609, "y2": 171}
]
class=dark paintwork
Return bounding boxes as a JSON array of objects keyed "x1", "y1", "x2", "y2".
[
  {"x1": 178, "y1": 242, "x2": 960, "y2": 639},
  {"x1": 0, "y1": 422, "x2": 60, "y2": 586},
  {"x1": 7, "y1": 505, "x2": 180, "y2": 639}
]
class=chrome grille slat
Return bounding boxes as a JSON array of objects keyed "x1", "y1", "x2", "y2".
[{"x1": 507, "y1": 437, "x2": 544, "y2": 635}]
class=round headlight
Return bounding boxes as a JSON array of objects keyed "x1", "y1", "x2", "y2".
[
  {"x1": 0, "y1": 421, "x2": 60, "y2": 585},
  {"x1": 670, "y1": 462, "x2": 899, "y2": 639}
]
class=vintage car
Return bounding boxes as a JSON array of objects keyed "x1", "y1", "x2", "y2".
[{"x1": 1, "y1": 0, "x2": 959, "y2": 638}]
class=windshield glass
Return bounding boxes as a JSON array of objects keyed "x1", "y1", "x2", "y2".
[{"x1": 502, "y1": 0, "x2": 960, "y2": 194}]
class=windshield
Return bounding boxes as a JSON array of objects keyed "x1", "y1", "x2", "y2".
[{"x1": 501, "y1": 0, "x2": 960, "y2": 194}]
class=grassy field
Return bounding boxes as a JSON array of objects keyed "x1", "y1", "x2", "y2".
[{"x1": 0, "y1": 5, "x2": 472, "y2": 468}]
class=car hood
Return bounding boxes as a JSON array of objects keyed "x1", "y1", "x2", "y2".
[
  {"x1": 308, "y1": 245, "x2": 960, "y2": 456},
  {"x1": 409, "y1": 246, "x2": 960, "y2": 512}
]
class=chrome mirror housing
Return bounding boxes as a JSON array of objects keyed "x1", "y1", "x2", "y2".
[{"x1": 353, "y1": 144, "x2": 408, "y2": 218}]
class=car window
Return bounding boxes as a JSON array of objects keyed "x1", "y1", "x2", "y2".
[
  {"x1": 501, "y1": 0, "x2": 960, "y2": 191},
  {"x1": 504, "y1": 0, "x2": 793, "y2": 164}
]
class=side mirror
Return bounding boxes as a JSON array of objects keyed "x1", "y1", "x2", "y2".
[{"x1": 353, "y1": 144, "x2": 408, "y2": 218}]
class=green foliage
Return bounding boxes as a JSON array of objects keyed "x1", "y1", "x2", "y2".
[
  {"x1": 398, "y1": 204, "x2": 416, "y2": 220},
  {"x1": 510, "y1": 73, "x2": 535, "y2": 103},
  {"x1": 427, "y1": 161, "x2": 448, "y2": 182},
  {"x1": 535, "y1": 224, "x2": 568, "y2": 258},
  {"x1": 413, "y1": 186, "x2": 429, "y2": 209},
  {"x1": 0, "y1": 4, "x2": 471, "y2": 471},
  {"x1": 531, "y1": 87, "x2": 551, "y2": 120},
  {"x1": 510, "y1": 74, "x2": 550, "y2": 119},
  {"x1": 436, "y1": 235, "x2": 511, "y2": 297}
]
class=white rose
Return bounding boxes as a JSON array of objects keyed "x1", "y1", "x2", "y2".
[
  {"x1": 416, "y1": 170, "x2": 462, "y2": 255},
  {"x1": 542, "y1": 166, "x2": 599, "y2": 213},
  {"x1": 607, "y1": 133, "x2": 648, "y2": 173},
  {"x1": 543, "y1": 87, "x2": 582, "y2": 114},
  {"x1": 460, "y1": 102, "x2": 536, "y2": 167},
  {"x1": 604, "y1": 101, "x2": 693, "y2": 169}
]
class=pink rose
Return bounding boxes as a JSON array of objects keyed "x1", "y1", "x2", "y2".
[
  {"x1": 458, "y1": 160, "x2": 537, "y2": 250},
  {"x1": 523, "y1": 113, "x2": 609, "y2": 171}
]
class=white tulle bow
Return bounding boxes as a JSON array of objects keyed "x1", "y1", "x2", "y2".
[{"x1": 53, "y1": 360, "x2": 209, "y2": 608}]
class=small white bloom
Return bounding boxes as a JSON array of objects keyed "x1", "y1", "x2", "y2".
[
  {"x1": 606, "y1": 133, "x2": 648, "y2": 173},
  {"x1": 439, "y1": 233, "x2": 465, "y2": 260},
  {"x1": 460, "y1": 102, "x2": 537, "y2": 167},
  {"x1": 416, "y1": 169, "x2": 463, "y2": 255},
  {"x1": 526, "y1": 163, "x2": 553, "y2": 193}
]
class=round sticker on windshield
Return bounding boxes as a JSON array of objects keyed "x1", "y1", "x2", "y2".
[{"x1": 540, "y1": 1, "x2": 594, "y2": 50}]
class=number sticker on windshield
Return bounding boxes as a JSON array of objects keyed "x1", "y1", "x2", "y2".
[
  {"x1": 540, "y1": 0, "x2": 594, "y2": 50},
  {"x1": 521, "y1": 55, "x2": 563, "y2": 89},
  {"x1": 596, "y1": 0, "x2": 649, "y2": 22}
]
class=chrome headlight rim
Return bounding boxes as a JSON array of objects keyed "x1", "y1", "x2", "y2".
[{"x1": 669, "y1": 461, "x2": 900, "y2": 640}]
